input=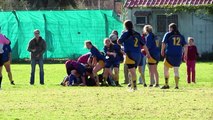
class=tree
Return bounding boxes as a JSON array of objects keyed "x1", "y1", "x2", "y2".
[{"x1": 26, "y1": 0, "x2": 77, "y2": 10}]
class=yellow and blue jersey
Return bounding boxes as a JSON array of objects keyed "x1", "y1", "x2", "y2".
[
  {"x1": 162, "y1": 32, "x2": 186, "y2": 57},
  {"x1": 146, "y1": 32, "x2": 160, "y2": 62},
  {"x1": 90, "y1": 46, "x2": 105, "y2": 62},
  {"x1": 118, "y1": 30, "x2": 145, "y2": 66},
  {"x1": 162, "y1": 32, "x2": 186, "y2": 67},
  {"x1": 2, "y1": 44, "x2": 12, "y2": 62},
  {"x1": 118, "y1": 30, "x2": 145, "y2": 53}
]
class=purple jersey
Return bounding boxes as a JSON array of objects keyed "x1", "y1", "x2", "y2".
[
  {"x1": 77, "y1": 53, "x2": 91, "y2": 64},
  {"x1": 65, "y1": 60, "x2": 86, "y2": 76}
]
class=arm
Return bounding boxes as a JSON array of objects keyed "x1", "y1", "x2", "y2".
[
  {"x1": 142, "y1": 45, "x2": 150, "y2": 58},
  {"x1": 92, "y1": 57, "x2": 97, "y2": 67},
  {"x1": 183, "y1": 45, "x2": 188, "y2": 62},
  {"x1": 161, "y1": 43, "x2": 166, "y2": 57},
  {"x1": 195, "y1": 46, "x2": 199, "y2": 57},
  {"x1": 27, "y1": 41, "x2": 36, "y2": 52}
]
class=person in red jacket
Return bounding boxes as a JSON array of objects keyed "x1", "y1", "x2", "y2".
[{"x1": 186, "y1": 37, "x2": 199, "y2": 83}]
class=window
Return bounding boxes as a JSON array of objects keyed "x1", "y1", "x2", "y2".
[
  {"x1": 136, "y1": 16, "x2": 147, "y2": 25},
  {"x1": 157, "y1": 15, "x2": 178, "y2": 33}
]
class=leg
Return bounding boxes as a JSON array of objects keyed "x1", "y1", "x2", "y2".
[
  {"x1": 129, "y1": 67, "x2": 137, "y2": 90},
  {"x1": 103, "y1": 68, "x2": 110, "y2": 86},
  {"x1": 149, "y1": 65, "x2": 155, "y2": 86},
  {"x1": 0, "y1": 66, "x2": 3, "y2": 88},
  {"x1": 174, "y1": 67, "x2": 180, "y2": 89},
  {"x1": 93, "y1": 62, "x2": 104, "y2": 86},
  {"x1": 124, "y1": 64, "x2": 129, "y2": 84},
  {"x1": 191, "y1": 60, "x2": 196, "y2": 83},
  {"x1": 4, "y1": 61, "x2": 14, "y2": 84},
  {"x1": 186, "y1": 61, "x2": 191, "y2": 83},
  {"x1": 38, "y1": 58, "x2": 44, "y2": 85},
  {"x1": 113, "y1": 67, "x2": 120, "y2": 86},
  {"x1": 153, "y1": 64, "x2": 159, "y2": 86},
  {"x1": 30, "y1": 59, "x2": 36, "y2": 85},
  {"x1": 161, "y1": 65, "x2": 170, "y2": 89},
  {"x1": 138, "y1": 66, "x2": 146, "y2": 87}
]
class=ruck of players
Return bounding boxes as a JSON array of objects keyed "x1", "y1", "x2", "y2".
[{"x1": 59, "y1": 20, "x2": 198, "y2": 91}]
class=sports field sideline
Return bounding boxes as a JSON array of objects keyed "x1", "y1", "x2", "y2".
[{"x1": 0, "y1": 62, "x2": 212, "y2": 120}]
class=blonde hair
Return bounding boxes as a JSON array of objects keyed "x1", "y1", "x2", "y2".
[
  {"x1": 188, "y1": 37, "x2": 194, "y2": 42},
  {"x1": 104, "y1": 38, "x2": 111, "y2": 45},
  {"x1": 143, "y1": 25, "x2": 153, "y2": 34}
]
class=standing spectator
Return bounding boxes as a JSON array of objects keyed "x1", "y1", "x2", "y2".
[
  {"x1": 161, "y1": 23, "x2": 187, "y2": 89},
  {"x1": 27, "y1": 29, "x2": 46, "y2": 85},
  {"x1": 186, "y1": 37, "x2": 198, "y2": 83},
  {"x1": 118, "y1": 20, "x2": 150, "y2": 91},
  {"x1": 143, "y1": 25, "x2": 160, "y2": 87},
  {"x1": 0, "y1": 33, "x2": 10, "y2": 89},
  {"x1": 138, "y1": 32, "x2": 147, "y2": 87},
  {"x1": 0, "y1": 42, "x2": 15, "y2": 85}
]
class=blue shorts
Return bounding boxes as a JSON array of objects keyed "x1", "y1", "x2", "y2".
[
  {"x1": 148, "y1": 54, "x2": 160, "y2": 65},
  {"x1": 105, "y1": 60, "x2": 120, "y2": 68},
  {"x1": 164, "y1": 56, "x2": 182, "y2": 68},
  {"x1": 124, "y1": 52, "x2": 141, "y2": 68}
]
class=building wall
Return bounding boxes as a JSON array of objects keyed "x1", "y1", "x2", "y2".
[{"x1": 126, "y1": 8, "x2": 213, "y2": 53}]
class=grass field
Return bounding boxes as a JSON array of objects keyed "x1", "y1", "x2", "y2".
[{"x1": 0, "y1": 62, "x2": 212, "y2": 120}]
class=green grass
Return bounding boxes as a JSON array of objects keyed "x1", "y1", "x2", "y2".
[{"x1": 0, "y1": 62, "x2": 213, "y2": 120}]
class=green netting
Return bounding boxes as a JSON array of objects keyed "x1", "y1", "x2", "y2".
[{"x1": 0, "y1": 10, "x2": 122, "y2": 59}]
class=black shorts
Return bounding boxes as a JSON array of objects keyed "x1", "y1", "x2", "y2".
[
  {"x1": 127, "y1": 64, "x2": 137, "y2": 69},
  {"x1": 0, "y1": 54, "x2": 3, "y2": 66},
  {"x1": 148, "y1": 62, "x2": 159, "y2": 65}
]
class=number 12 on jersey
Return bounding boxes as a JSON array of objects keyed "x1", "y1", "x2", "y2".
[{"x1": 173, "y1": 37, "x2": 181, "y2": 46}]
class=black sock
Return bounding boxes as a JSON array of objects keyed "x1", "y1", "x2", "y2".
[
  {"x1": 165, "y1": 78, "x2": 168, "y2": 85},
  {"x1": 0, "y1": 77, "x2": 2, "y2": 88},
  {"x1": 133, "y1": 80, "x2": 136, "y2": 87},
  {"x1": 115, "y1": 81, "x2": 119, "y2": 86}
]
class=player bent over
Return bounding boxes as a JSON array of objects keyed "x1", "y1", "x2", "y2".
[
  {"x1": 62, "y1": 60, "x2": 93, "y2": 86},
  {"x1": 85, "y1": 41, "x2": 105, "y2": 86}
]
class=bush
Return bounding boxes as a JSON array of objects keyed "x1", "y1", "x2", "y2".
[{"x1": 198, "y1": 52, "x2": 213, "y2": 61}]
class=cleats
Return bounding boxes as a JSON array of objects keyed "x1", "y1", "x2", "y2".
[
  {"x1": 154, "y1": 84, "x2": 160, "y2": 87},
  {"x1": 143, "y1": 84, "x2": 147, "y2": 87},
  {"x1": 11, "y1": 81, "x2": 15, "y2": 85},
  {"x1": 161, "y1": 85, "x2": 170, "y2": 89},
  {"x1": 175, "y1": 86, "x2": 179, "y2": 89},
  {"x1": 115, "y1": 81, "x2": 122, "y2": 87}
]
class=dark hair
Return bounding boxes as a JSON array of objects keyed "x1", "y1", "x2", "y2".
[
  {"x1": 112, "y1": 30, "x2": 118, "y2": 35},
  {"x1": 124, "y1": 20, "x2": 133, "y2": 31},
  {"x1": 85, "y1": 40, "x2": 92, "y2": 45},
  {"x1": 169, "y1": 23, "x2": 180, "y2": 35}
]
